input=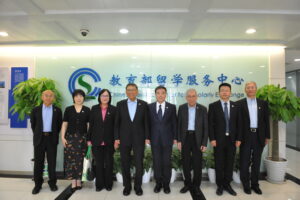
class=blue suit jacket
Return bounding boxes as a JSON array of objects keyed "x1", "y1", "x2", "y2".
[{"x1": 148, "y1": 102, "x2": 177, "y2": 146}]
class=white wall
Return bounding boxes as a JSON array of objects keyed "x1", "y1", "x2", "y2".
[
  {"x1": 0, "y1": 55, "x2": 35, "y2": 173},
  {"x1": 0, "y1": 46, "x2": 286, "y2": 173}
]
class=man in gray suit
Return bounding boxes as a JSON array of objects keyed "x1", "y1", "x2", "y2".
[{"x1": 177, "y1": 89, "x2": 208, "y2": 196}]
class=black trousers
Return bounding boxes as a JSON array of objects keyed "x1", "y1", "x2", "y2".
[
  {"x1": 182, "y1": 133, "x2": 202, "y2": 188},
  {"x1": 92, "y1": 145, "x2": 114, "y2": 189},
  {"x1": 240, "y1": 131, "x2": 263, "y2": 188},
  {"x1": 151, "y1": 144, "x2": 172, "y2": 186},
  {"x1": 214, "y1": 136, "x2": 236, "y2": 187},
  {"x1": 120, "y1": 144, "x2": 145, "y2": 189},
  {"x1": 34, "y1": 135, "x2": 57, "y2": 187}
]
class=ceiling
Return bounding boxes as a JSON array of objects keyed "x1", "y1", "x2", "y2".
[{"x1": 0, "y1": 0, "x2": 300, "y2": 48}]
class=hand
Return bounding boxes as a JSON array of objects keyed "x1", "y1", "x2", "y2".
[
  {"x1": 145, "y1": 139, "x2": 150, "y2": 145},
  {"x1": 87, "y1": 141, "x2": 92, "y2": 146},
  {"x1": 114, "y1": 140, "x2": 120, "y2": 150},
  {"x1": 265, "y1": 139, "x2": 269, "y2": 145},
  {"x1": 200, "y1": 146, "x2": 207, "y2": 152},
  {"x1": 235, "y1": 141, "x2": 241, "y2": 147},
  {"x1": 173, "y1": 140, "x2": 177, "y2": 144},
  {"x1": 210, "y1": 140, "x2": 217, "y2": 147},
  {"x1": 177, "y1": 142, "x2": 182, "y2": 151},
  {"x1": 62, "y1": 138, "x2": 68, "y2": 148}
]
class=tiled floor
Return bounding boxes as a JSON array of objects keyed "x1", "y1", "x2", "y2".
[
  {"x1": 286, "y1": 147, "x2": 300, "y2": 178},
  {"x1": 0, "y1": 177, "x2": 299, "y2": 200}
]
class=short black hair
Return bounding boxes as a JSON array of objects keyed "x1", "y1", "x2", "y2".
[
  {"x1": 126, "y1": 83, "x2": 138, "y2": 90},
  {"x1": 155, "y1": 85, "x2": 167, "y2": 93},
  {"x1": 98, "y1": 89, "x2": 112, "y2": 105},
  {"x1": 219, "y1": 83, "x2": 231, "y2": 91},
  {"x1": 72, "y1": 89, "x2": 85, "y2": 103}
]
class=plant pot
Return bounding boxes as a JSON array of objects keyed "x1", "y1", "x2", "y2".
[
  {"x1": 116, "y1": 172, "x2": 123, "y2": 183},
  {"x1": 143, "y1": 169, "x2": 152, "y2": 183},
  {"x1": 264, "y1": 157, "x2": 287, "y2": 184},
  {"x1": 232, "y1": 171, "x2": 241, "y2": 184},
  {"x1": 170, "y1": 169, "x2": 177, "y2": 183},
  {"x1": 208, "y1": 168, "x2": 216, "y2": 183}
]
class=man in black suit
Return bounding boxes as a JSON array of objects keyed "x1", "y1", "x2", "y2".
[
  {"x1": 237, "y1": 81, "x2": 270, "y2": 195},
  {"x1": 208, "y1": 83, "x2": 241, "y2": 196},
  {"x1": 148, "y1": 86, "x2": 177, "y2": 194},
  {"x1": 30, "y1": 90, "x2": 62, "y2": 195},
  {"x1": 177, "y1": 88, "x2": 208, "y2": 196},
  {"x1": 114, "y1": 83, "x2": 150, "y2": 196}
]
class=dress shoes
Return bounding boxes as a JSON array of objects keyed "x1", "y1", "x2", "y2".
[
  {"x1": 224, "y1": 184, "x2": 237, "y2": 196},
  {"x1": 32, "y1": 186, "x2": 41, "y2": 195},
  {"x1": 134, "y1": 187, "x2": 143, "y2": 196},
  {"x1": 251, "y1": 185, "x2": 262, "y2": 195},
  {"x1": 243, "y1": 186, "x2": 252, "y2": 194},
  {"x1": 180, "y1": 185, "x2": 190, "y2": 193},
  {"x1": 154, "y1": 183, "x2": 162, "y2": 193},
  {"x1": 216, "y1": 186, "x2": 223, "y2": 196},
  {"x1": 123, "y1": 187, "x2": 131, "y2": 196},
  {"x1": 49, "y1": 185, "x2": 58, "y2": 192},
  {"x1": 163, "y1": 185, "x2": 171, "y2": 194}
]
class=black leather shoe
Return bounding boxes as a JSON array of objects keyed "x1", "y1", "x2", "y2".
[
  {"x1": 76, "y1": 186, "x2": 82, "y2": 190},
  {"x1": 243, "y1": 187, "x2": 252, "y2": 194},
  {"x1": 251, "y1": 186, "x2": 262, "y2": 195},
  {"x1": 163, "y1": 186, "x2": 171, "y2": 194},
  {"x1": 134, "y1": 187, "x2": 143, "y2": 196},
  {"x1": 224, "y1": 185, "x2": 237, "y2": 196},
  {"x1": 32, "y1": 186, "x2": 41, "y2": 195},
  {"x1": 154, "y1": 183, "x2": 162, "y2": 193},
  {"x1": 49, "y1": 185, "x2": 58, "y2": 192},
  {"x1": 106, "y1": 186, "x2": 112, "y2": 191},
  {"x1": 96, "y1": 187, "x2": 103, "y2": 192},
  {"x1": 180, "y1": 186, "x2": 189, "y2": 193},
  {"x1": 216, "y1": 186, "x2": 223, "y2": 196},
  {"x1": 123, "y1": 187, "x2": 131, "y2": 196}
]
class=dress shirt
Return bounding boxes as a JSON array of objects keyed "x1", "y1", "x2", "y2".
[{"x1": 42, "y1": 104, "x2": 53, "y2": 132}]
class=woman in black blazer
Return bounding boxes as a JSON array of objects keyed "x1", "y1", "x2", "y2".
[{"x1": 87, "y1": 89, "x2": 116, "y2": 192}]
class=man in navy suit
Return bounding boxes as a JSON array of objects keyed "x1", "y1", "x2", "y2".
[
  {"x1": 208, "y1": 83, "x2": 241, "y2": 196},
  {"x1": 114, "y1": 83, "x2": 150, "y2": 196},
  {"x1": 148, "y1": 86, "x2": 177, "y2": 194}
]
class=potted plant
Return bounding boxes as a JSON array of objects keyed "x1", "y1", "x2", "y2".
[
  {"x1": 171, "y1": 148, "x2": 182, "y2": 183},
  {"x1": 142, "y1": 147, "x2": 152, "y2": 183},
  {"x1": 113, "y1": 149, "x2": 123, "y2": 183},
  {"x1": 232, "y1": 150, "x2": 241, "y2": 184},
  {"x1": 10, "y1": 78, "x2": 62, "y2": 120},
  {"x1": 257, "y1": 84, "x2": 300, "y2": 183},
  {"x1": 204, "y1": 149, "x2": 215, "y2": 183}
]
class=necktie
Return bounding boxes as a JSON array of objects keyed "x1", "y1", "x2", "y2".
[
  {"x1": 158, "y1": 104, "x2": 163, "y2": 120},
  {"x1": 224, "y1": 102, "x2": 229, "y2": 133}
]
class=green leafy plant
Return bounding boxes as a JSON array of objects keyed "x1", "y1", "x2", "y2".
[
  {"x1": 257, "y1": 84, "x2": 300, "y2": 161},
  {"x1": 143, "y1": 147, "x2": 152, "y2": 173},
  {"x1": 233, "y1": 149, "x2": 240, "y2": 172},
  {"x1": 203, "y1": 149, "x2": 215, "y2": 169},
  {"x1": 171, "y1": 148, "x2": 182, "y2": 170},
  {"x1": 113, "y1": 149, "x2": 122, "y2": 174},
  {"x1": 10, "y1": 78, "x2": 62, "y2": 120}
]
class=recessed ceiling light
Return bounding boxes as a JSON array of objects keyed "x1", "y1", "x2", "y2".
[
  {"x1": 294, "y1": 58, "x2": 300, "y2": 62},
  {"x1": 119, "y1": 28, "x2": 129, "y2": 34},
  {"x1": 288, "y1": 76, "x2": 293, "y2": 79},
  {"x1": 131, "y1": 56, "x2": 137, "y2": 59},
  {"x1": 246, "y1": 28, "x2": 256, "y2": 34},
  {"x1": 249, "y1": 72, "x2": 253, "y2": 74},
  {"x1": 0, "y1": 32, "x2": 8, "y2": 37},
  {"x1": 201, "y1": 66, "x2": 206, "y2": 68},
  {"x1": 259, "y1": 65, "x2": 265, "y2": 68}
]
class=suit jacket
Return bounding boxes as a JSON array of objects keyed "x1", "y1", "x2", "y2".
[
  {"x1": 208, "y1": 100, "x2": 241, "y2": 144},
  {"x1": 114, "y1": 99, "x2": 149, "y2": 146},
  {"x1": 148, "y1": 102, "x2": 177, "y2": 146},
  {"x1": 177, "y1": 103, "x2": 208, "y2": 148},
  {"x1": 88, "y1": 104, "x2": 116, "y2": 147},
  {"x1": 30, "y1": 104, "x2": 62, "y2": 147},
  {"x1": 237, "y1": 98, "x2": 270, "y2": 146}
]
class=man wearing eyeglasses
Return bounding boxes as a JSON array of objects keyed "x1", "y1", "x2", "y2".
[{"x1": 177, "y1": 88, "x2": 208, "y2": 196}]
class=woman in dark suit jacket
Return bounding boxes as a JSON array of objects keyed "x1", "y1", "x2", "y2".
[{"x1": 87, "y1": 89, "x2": 116, "y2": 192}]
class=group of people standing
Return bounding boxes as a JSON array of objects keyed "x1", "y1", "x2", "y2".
[{"x1": 30, "y1": 81, "x2": 270, "y2": 198}]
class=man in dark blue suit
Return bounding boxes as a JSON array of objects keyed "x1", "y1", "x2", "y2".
[{"x1": 148, "y1": 86, "x2": 177, "y2": 194}]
